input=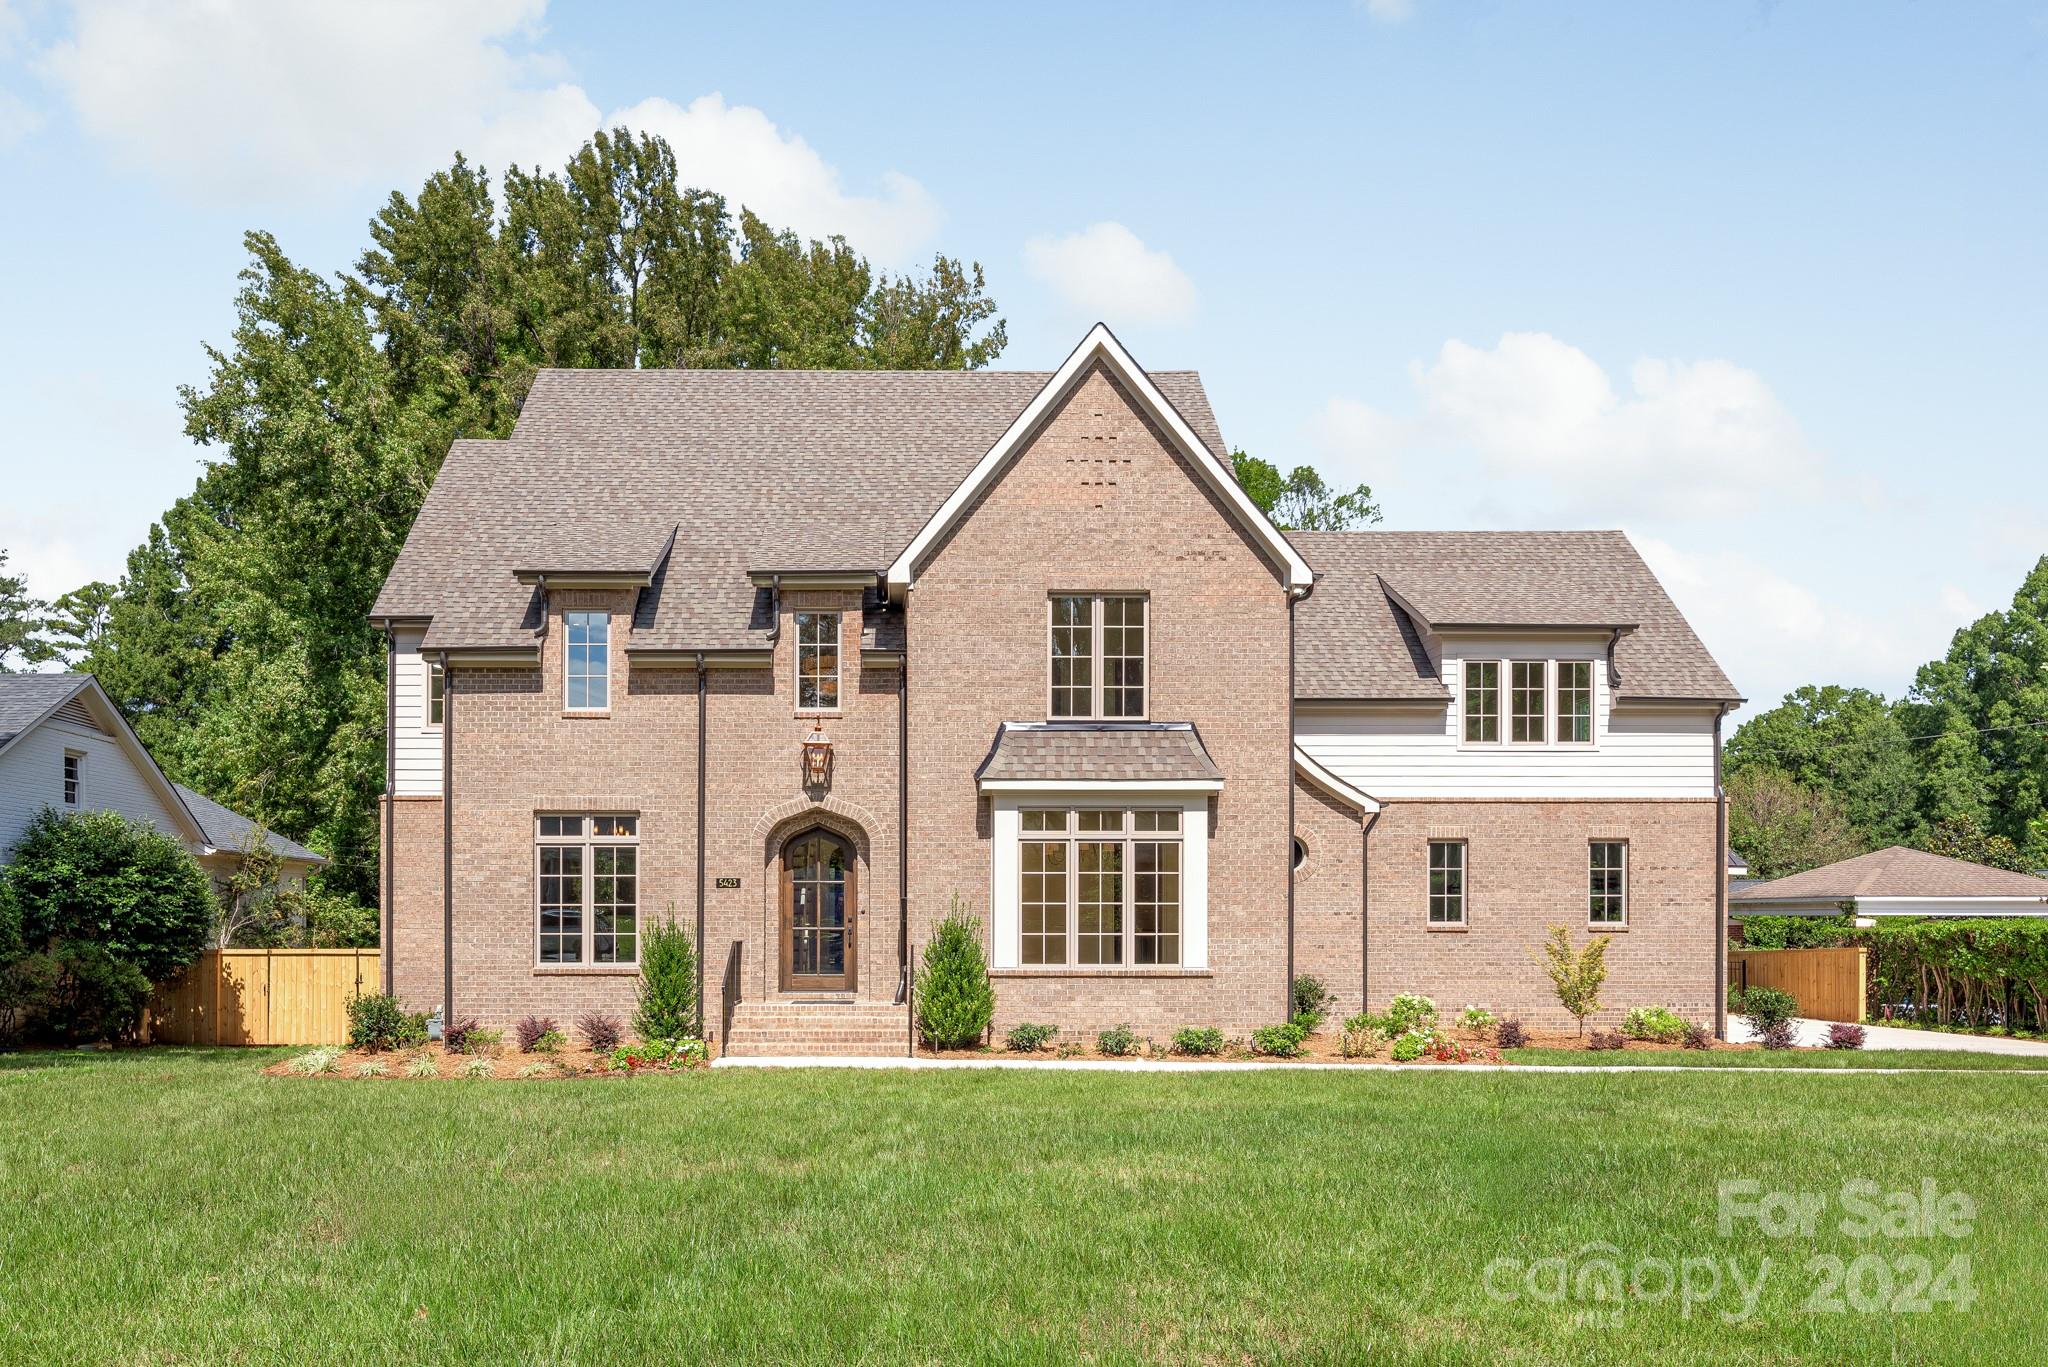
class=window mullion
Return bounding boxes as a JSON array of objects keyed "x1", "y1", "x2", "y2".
[{"x1": 1092, "y1": 598, "x2": 1104, "y2": 719}]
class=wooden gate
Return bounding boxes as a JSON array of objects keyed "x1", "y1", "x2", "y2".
[
  {"x1": 1728, "y1": 946, "x2": 1867, "y2": 1023},
  {"x1": 144, "y1": 949, "x2": 381, "y2": 1045}
]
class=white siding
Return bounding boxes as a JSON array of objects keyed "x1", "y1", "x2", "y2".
[
  {"x1": 392, "y1": 628, "x2": 444, "y2": 796},
  {"x1": 0, "y1": 717, "x2": 190, "y2": 859},
  {"x1": 1296, "y1": 635, "x2": 1718, "y2": 800}
]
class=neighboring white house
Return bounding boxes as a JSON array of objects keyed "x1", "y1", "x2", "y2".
[
  {"x1": 0, "y1": 673, "x2": 323, "y2": 883},
  {"x1": 1731, "y1": 845, "x2": 2048, "y2": 921}
]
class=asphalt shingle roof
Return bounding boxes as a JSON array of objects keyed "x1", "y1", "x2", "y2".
[
  {"x1": 0, "y1": 673, "x2": 89, "y2": 746},
  {"x1": 1289, "y1": 530, "x2": 1738, "y2": 704},
  {"x1": 976, "y1": 723, "x2": 1224, "y2": 785},
  {"x1": 374, "y1": 367, "x2": 1228, "y2": 652},
  {"x1": 1732, "y1": 846, "x2": 2048, "y2": 903},
  {"x1": 173, "y1": 784, "x2": 325, "y2": 864}
]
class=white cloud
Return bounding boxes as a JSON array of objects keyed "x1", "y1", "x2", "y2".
[
  {"x1": 602, "y1": 95, "x2": 941, "y2": 263},
  {"x1": 1360, "y1": 0, "x2": 1416, "y2": 21},
  {"x1": 1023, "y1": 222, "x2": 1198, "y2": 326},
  {"x1": 34, "y1": 3, "x2": 944, "y2": 260},
  {"x1": 1309, "y1": 396, "x2": 1407, "y2": 480},
  {"x1": 1324, "y1": 332, "x2": 1820, "y2": 520}
]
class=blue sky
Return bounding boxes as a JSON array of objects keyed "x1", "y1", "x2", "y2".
[{"x1": 2, "y1": 0, "x2": 2044, "y2": 720}]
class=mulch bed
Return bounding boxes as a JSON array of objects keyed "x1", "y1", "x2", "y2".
[
  {"x1": 917, "y1": 1026, "x2": 1760, "y2": 1064},
  {"x1": 262, "y1": 1043, "x2": 717, "y2": 1079}
]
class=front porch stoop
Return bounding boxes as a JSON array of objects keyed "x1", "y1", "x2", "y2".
[{"x1": 723, "y1": 998, "x2": 908, "y2": 1058}]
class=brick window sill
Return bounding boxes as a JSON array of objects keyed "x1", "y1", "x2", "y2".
[
  {"x1": 1589, "y1": 923, "x2": 1630, "y2": 933},
  {"x1": 1426, "y1": 924, "x2": 1469, "y2": 934},
  {"x1": 532, "y1": 965, "x2": 642, "y2": 976},
  {"x1": 989, "y1": 967, "x2": 1214, "y2": 979},
  {"x1": 560, "y1": 710, "x2": 613, "y2": 721}
]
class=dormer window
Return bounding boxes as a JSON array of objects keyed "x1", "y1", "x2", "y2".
[
  {"x1": 1050, "y1": 594, "x2": 1146, "y2": 719},
  {"x1": 1462, "y1": 662, "x2": 1498, "y2": 743},
  {"x1": 1510, "y1": 661, "x2": 1546, "y2": 743},
  {"x1": 1556, "y1": 662, "x2": 1593, "y2": 743},
  {"x1": 1462, "y1": 656, "x2": 1596, "y2": 746},
  {"x1": 565, "y1": 611, "x2": 610, "y2": 711}
]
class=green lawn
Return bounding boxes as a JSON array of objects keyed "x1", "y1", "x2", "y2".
[
  {"x1": 3, "y1": 1050, "x2": 2043, "y2": 1365},
  {"x1": 1504, "y1": 1047, "x2": 2048, "y2": 1071}
]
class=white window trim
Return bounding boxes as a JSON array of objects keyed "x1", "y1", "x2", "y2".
[
  {"x1": 533, "y1": 814, "x2": 641, "y2": 967},
  {"x1": 794, "y1": 610, "x2": 842, "y2": 713},
  {"x1": 1427, "y1": 839, "x2": 1467, "y2": 927},
  {"x1": 1553, "y1": 659, "x2": 1596, "y2": 748},
  {"x1": 1457, "y1": 654, "x2": 1602, "y2": 751},
  {"x1": 424, "y1": 659, "x2": 445, "y2": 732},
  {"x1": 1046, "y1": 593, "x2": 1149, "y2": 722},
  {"x1": 563, "y1": 611, "x2": 611, "y2": 713},
  {"x1": 1589, "y1": 839, "x2": 1629, "y2": 927},
  {"x1": 62, "y1": 750, "x2": 84, "y2": 808},
  {"x1": 990, "y1": 792, "x2": 1208, "y2": 970}
]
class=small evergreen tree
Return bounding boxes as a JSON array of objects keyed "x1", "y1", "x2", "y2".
[
  {"x1": 1532, "y1": 925, "x2": 1610, "y2": 1037},
  {"x1": 916, "y1": 896, "x2": 995, "y2": 1049},
  {"x1": 633, "y1": 913, "x2": 699, "y2": 1041}
]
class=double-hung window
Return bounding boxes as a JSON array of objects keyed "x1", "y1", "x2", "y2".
[
  {"x1": 1589, "y1": 841, "x2": 1628, "y2": 926},
  {"x1": 1462, "y1": 661, "x2": 1499, "y2": 742},
  {"x1": 427, "y1": 661, "x2": 445, "y2": 728},
  {"x1": 1018, "y1": 807, "x2": 1181, "y2": 965},
  {"x1": 1428, "y1": 840, "x2": 1466, "y2": 925},
  {"x1": 1510, "y1": 661, "x2": 1547, "y2": 743},
  {"x1": 1049, "y1": 595, "x2": 1146, "y2": 719},
  {"x1": 62, "y1": 752, "x2": 82, "y2": 807},
  {"x1": 565, "y1": 612, "x2": 609, "y2": 711},
  {"x1": 1556, "y1": 661, "x2": 1593, "y2": 743},
  {"x1": 796, "y1": 612, "x2": 840, "y2": 710},
  {"x1": 536, "y1": 815, "x2": 639, "y2": 964}
]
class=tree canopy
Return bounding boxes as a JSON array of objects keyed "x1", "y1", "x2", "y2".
[
  {"x1": 1231, "y1": 450, "x2": 1381, "y2": 531},
  {"x1": 55, "y1": 127, "x2": 1007, "y2": 906}
]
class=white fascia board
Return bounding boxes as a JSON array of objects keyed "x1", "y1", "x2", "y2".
[
  {"x1": 976, "y1": 779, "x2": 1225, "y2": 794},
  {"x1": 1291, "y1": 745, "x2": 1381, "y2": 815},
  {"x1": 885, "y1": 323, "x2": 1313, "y2": 597}
]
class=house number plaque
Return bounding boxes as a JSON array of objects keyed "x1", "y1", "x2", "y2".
[{"x1": 715, "y1": 877, "x2": 741, "y2": 890}]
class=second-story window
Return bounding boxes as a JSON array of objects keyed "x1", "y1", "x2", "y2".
[
  {"x1": 565, "y1": 611, "x2": 610, "y2": 711},
  {"x1": 796, "y1": 612, "x2": 841, "y2": 710},
  {"x1": 1463, "y1": 661, "x2": 1499, "y2": 742},
  {"x1": 63, "y1": 752, "x2": 83, "y2": 807},
  {"x1": 1510, "y1": 661, "x2": 1547, "y2": 743},
  {"x1": 427, "y1": 660, "x2": 445, "y2": 728},
  {"x1": 1556, "y1": 661, "x2": 1593, "y2": 743},
  {"x1": 1050, "y1": 594, "x2": 1147, "y2": 719}
]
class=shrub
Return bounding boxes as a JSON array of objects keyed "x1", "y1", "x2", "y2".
[
  {"x1": 514, "y1": 1015, "x2": 560, "y2": 1053},
  {"x1": 402, "y1": 1051, "x2": 440, "y2": 1078},
  {"x1": 1587, "y1": 1029, "x2": 1625, "y2": 1051},
  {"x1": 915, "y1": 899, "x2": 995, "y2": 1049},
  {"x1": 461, "y1": 1027, "x2": 505, "y2": 1058},
  {"x1": 1622, "y1": 1005, "x2": 1688, "y2": 1043},
  {"x1": 1736, "y1": 913, "x2": 1855, "y2": 949},
  {"x1": 1291, "y1": 973, "x2": 1333, "y2": 1029},
  {"x1": 577, "y1": 1011, "x2": 623, "y2": 1054},
  {"x1": 349, "y1": 994, "x2": 428, "y2": 1053},
  {"x1": 1096, "y1": 1024, "x2": 1140, "y2": 1057},
  {"x1": 1055, "y1": 1041, "x2": 1083, "y2": 1060},
  {"x1": 37, "y1": 942, "x2": 152, "y2": 1044},
  {"x1": 1459, "y1": 1005, "x2": 1496, "y2": 1036},
  {"x1": 1761, "y1": 1019, "x2": 1797, "y2": 1050},
  {"x1": 1739, "y1": 986, "x2": 1800, "y2": 1036},
  {"x1": 1495, "y1": 1017, "x2": 1529, "y2": 1049},
  {"x1": 1533, "y1": 926, "x2": 1609, "y2": 1036},
  {"x1": 1005, "y1": 1022, "x2": 1058, "y2": 1053},
  {"x1": 633, "y1": 916, "x2": 699, "y2": 1042},
  {"x1": 442, "y1": 1016, "x2": 481, "y2": 1054},
  {"x1": 1250, "y1": 1022, "x2": 1308, "y2": 1058},
  {"x1": 1339, "y1": 1013, "x2": 1386, "y2": 1058},
  {"x1": 607, "y1": 1038, "x2": 709, "y2": 1072},
  {"x1": 517, "y1": 1062, "x2": 549, "y2": 1078},
  {"x1": 1388, "y1": 1031, "x2": 1428, "y2": 1062},
  {"x1": 533, "y1": 1029, "x2": 566, "y2": 1055},
  {"x1": 1170, "y1": 1026, "x2": 1224, "y2": 1057},
  {"x1": 1682, "y1": 1021, "x2": 1714, "y2": 1050},
  {"x1": 1826, "y1": 1022, "x2": 1867, "y2": 1050},
  {"x1": 289, "y1": 1046, "x2": 342, "y2": 1075},
  {"x1": 6, "y1": 807, "x2": 213, "y2": 983},
  {"x1": 354, "y1": 1060, "x2": 389, "y2": 1078},
  {"x1": 461, "y1": 1056, "x2": 494, "y2": 1079},
  {"x1": 1384, "y1": 993, "x2": 1438, "y2": 1036}
]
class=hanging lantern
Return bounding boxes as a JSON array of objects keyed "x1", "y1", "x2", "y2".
[{"x1": 802, "y1": 720, "x2": 834, "y2": 786}]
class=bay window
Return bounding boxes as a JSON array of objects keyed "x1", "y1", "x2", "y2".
[{"x1": 1017, "y1": 807, "x2": 1181, "y2": 966}]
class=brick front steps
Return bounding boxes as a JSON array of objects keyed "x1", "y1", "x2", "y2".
[{"x1": 722, "y1": 998, "x2": 909, "y2": 1057}]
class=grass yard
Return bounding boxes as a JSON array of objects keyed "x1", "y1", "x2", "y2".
[
  {"x1": 3, "y1": 1050, "x2": 2044, "y2": 1365},
  {"x1": 1502, "y1": 1047, "x2": 2048, "y2": 1071}
]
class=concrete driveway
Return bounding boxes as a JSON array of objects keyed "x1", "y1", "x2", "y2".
[{"x1": 1728, "y1": 1017, "x2": 2048, "y2": 1055}]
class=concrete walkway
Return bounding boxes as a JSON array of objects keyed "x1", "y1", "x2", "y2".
[
  {"x1": 1727, "y1": 1017, "x2": 2048, "y2": 1055},
  {"x1": 712, "y1": 1053, "x2": 2046, "y2": 1075}
]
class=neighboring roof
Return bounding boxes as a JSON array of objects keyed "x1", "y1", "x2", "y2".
[
  {"x1": 1289, "y1": 530, "x2": 1739, "y2": 704},
  {"x1": 374, "y1": 362, "x2": 1231, "y2": 651},
  {"x1": 1732, "y1": 846, "x2": 2048, "y2": 904},
  {"x1": 976, "y1": 722, "x2": 1224, "y2": 787},
  {"x1": 1727, "y1": 846, "x2": 1750, "y2": 873},
  {"x1": 0, "y1": 672, "x2": 91, "y2": 748},
  {"x1": 173, "y1": 784, "x2": 326, "y2": 865}
]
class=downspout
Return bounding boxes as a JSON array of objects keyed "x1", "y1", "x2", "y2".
[
  {"x1": 383, "y1": 628, "x2": 396, "y2": 997},
  {"x1": 1360, "y1": 807, "x2": 1380, "y2": 1014},
  {"x1": 1286, "y1": 588, "x2": 1298, "y2": 1019},
  {"x1": 440, "y1": 650, "x2": 453, "y2": 1027},
  {"x1": 1714, "y1": 703, "x2": 1730, "y2": 1040},
  {"x1": 898, "y1": 600, "x2": 910, "y2": 976},
  {"x1": 695, "y1": 651, "x2": 707, "y2": 1039}
]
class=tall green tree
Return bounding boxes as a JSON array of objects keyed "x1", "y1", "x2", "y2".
[
  {"x1": 0, "y1": 550, "x2": 55, "y2": 671},
  {"x1": 1724, "y1": 685, "x2": 1924, "y2": 847},
  {"x1": 41, "y1": 581, "x2": 116, "y2": 667},
  {"x1": 1231, "y1": 450, "x2": 1381, "y2": 530},
  {"x1": 1726, "y1": 767, "x2": 1869, "y2": 880}
]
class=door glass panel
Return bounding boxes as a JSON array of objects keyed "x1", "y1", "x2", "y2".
[{"x1": 788, "y1": 834, "x2": 849, "y2": 978}]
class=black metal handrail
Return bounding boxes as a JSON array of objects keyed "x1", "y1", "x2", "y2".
[{"x1": 720, "y1": 939, "x2": 742, "y2": 1051}]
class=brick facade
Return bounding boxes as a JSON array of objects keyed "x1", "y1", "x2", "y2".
[{"x1": 382, "y1": 794, "x2": 444, "y2": 1013}]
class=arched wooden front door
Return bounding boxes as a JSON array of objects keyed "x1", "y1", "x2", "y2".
[{"x1": 780, "y1": 829, "x2": 855, "y2": 991}]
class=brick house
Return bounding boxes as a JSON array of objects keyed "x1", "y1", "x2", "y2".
[{"x1": 370, "y1": 325, "x2": 1740, "y2": 1053}]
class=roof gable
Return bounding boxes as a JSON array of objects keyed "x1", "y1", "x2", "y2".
[
  {"x1": 0, "y1": 673, "x2": 207, "y2": 847},
  {"x1": 886, "y1": 324, "x2": 1312, "y2": 597},
  {"x1": 1733, "y1": 846, "x2": 2048, "y2": 903}
]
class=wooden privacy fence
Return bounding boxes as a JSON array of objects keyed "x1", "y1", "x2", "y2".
[
  {"x1": 1728, "y1": 946, "x2": 1868, "y2": 1023},
  {"x1": 144, "y1": 949, "x2": 381, "y2": 1046}
]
